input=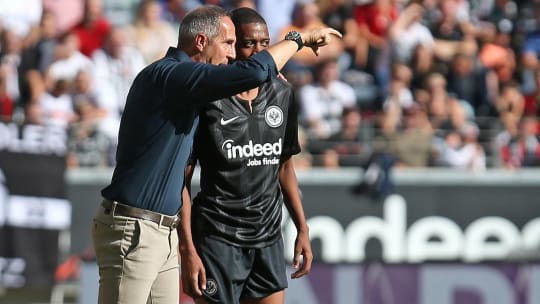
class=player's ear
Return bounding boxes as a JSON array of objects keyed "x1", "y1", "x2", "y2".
[{"x1": 194, "y1": 34, "x2": 209, "y2": 52}]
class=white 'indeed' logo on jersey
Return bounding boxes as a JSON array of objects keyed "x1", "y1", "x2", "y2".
[
  {"x1": 265, "y1": 106, "x2": 283, "y2": 128},
  {"x1": 222, "y1": 138, "x2": 282, "y2": 159}
]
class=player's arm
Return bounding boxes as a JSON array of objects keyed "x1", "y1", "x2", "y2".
[
  {"x1": 178, "y1": 163, "x2": 206, "y2": 297},
  {"x1": 279, "y1": 157, "x2": 312, "y2": 279}
]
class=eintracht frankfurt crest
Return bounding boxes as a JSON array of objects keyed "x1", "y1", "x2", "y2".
[{"x1": 265, "y1": 106, "x2": 283, "y2": 128}]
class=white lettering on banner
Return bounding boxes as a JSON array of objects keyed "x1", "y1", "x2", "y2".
[
  {"x1": 523, "y1": 218, "x2": 540, "y2": 254},
  {"x1": 0, "y1": 257, "x2": 26, "y2": 288},
  {"x1": 0, "y1": 122, "x2": 66, "y2": 155},
  {"x1": 7, "y1": 195, "x2": 71, "y2": 230},
  {"x1": 464, "y1": 218, "x2": 521, "y2": 262},
  {"x1": 0, "y1": 169, "x2": 7, "y2": 227},
  {"x1": 282, "y1": 194, "x2": 540, "y2": 263},
  {"x1": 408, "y1": 217, "x2": 464, "y2": 262}
]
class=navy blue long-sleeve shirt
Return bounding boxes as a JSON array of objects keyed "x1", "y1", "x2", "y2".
[{"x1": 101, "y1": 47, "x2": 278, "y2": 215}]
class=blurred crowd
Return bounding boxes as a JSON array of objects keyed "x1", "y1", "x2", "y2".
[{"x1": 1, "y1": 0, "x2": 540, "y2": 170}]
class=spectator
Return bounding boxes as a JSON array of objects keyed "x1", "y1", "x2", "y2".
[
  {"x1": 32, "y1": 10, "x2": 61, "y2": 74},
  {"x1": 0, "y1": 66, "x2": 14, "y2": 121},
  {"x1": 373, "y1": 104, "x2": 433, "y2": 167},
  {"x1": 125, "y1": 0, "x2": 177, "y2": 64},
  {"x1": 379, "y1": 103, "x2": 434, "y2": 167},
  {"x1": 299, "y1": 57, "x2": 356, "y2": 141},
  {"x1": 422, "y1": 73, "x2": 474, "y2": 134},
  {"x1": 427, "y1": 0, "x2": 478, "y2": 64},
  {"x1": 352, "y1": 0, "x2": 399, "y2": 87},
  {"x1": 23, "y1": 100, "x2": 43, "y2": 125},
  {"x1": 409, "y1": 38, "x2": 441, "y2": 93},
  {"x1": 432, "y1": 122, "x2": 486, "y2": 170},
  {"x1": 258, "y1": 0, "x2": 295, "y2": 42},
  {"x1": 0, "y1": 0, "x2": 42, "y2": 38},
  {"x1": 67, "y1": 97, "x2": 113, "y2": 168},
  {"x1": 16, "y1": 11, "x2": 62, "y2": 110},
  {"x1": 496, "y1": 81, "x2": 525, "y2": 128},
  {"x1": 0, "y1": 29, "x2": 23, "y2": 106},
  {"x1": 478, "y1": 21, "x2": 516, "y2": 85},
  {"x1": 43, "y1": 0, "x2": 84, "y2": 34},
  {"x1": 319, "y1": 0, "x2": 361, "y2": 71},
  {"x1": 378, "y1": 62, "x2": 416, "y2": 138},
  {"x1": 71, "y1": 69, "x2": 116, "y2": 146},
  {"x1": 45, "y1": 31, "x2": 94, "y2": 89},
  {"x1": 36, "y1": 79, "x2": 76, "y2": 128},
  {"x1": 279, "y1": 2, "x2": 344, "y2": 85},
  {"x1": 71, "y1": 0, "x2": 111, "y2": 57},
  {"x1": 523, "y1": 67, "x2": 540, "y2": 116},
  {"x1": 447, "y1": 52, "x2": 494, "y2": 116},
  {"x1": 382, "y1": 62, "x2": 415, "y2": 112},
  {"x1": 521, "y1": 6, "x2": 540, "y2": 94},
  {"x1": 101, "y1": 0, "x2": 139, "y2": 27},
  {"x1": 92, "y1": 27, "x2": 145, "y2": 129},
  {"x1": 161, "y1": 0, "x2": 190, "y2": 27},
  {"x1": 498, "y1": 116, "x2": 540, "y2": 168},
  {"x1": 71, "y1": 69, "x2": 99, "y2": 110},
  {"x1": 389, "y1": 2, "x2": 435, "y2": 65},
  {"x1": 326, "y1": 106, "x2": 364, "y2": 167}
]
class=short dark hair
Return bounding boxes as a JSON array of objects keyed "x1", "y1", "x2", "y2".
[
  {"x1": 230, "y1": 7, "x2": 266, "y2": 28},
  {"x1": 178, "y1": 5, "x2": 230, "y2": 48}
]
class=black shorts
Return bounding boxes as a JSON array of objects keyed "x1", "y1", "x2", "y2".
[{"x1": 193, "y1": 235, "x2": 288, "y2": 304}]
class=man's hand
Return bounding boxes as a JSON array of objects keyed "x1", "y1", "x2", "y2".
[
  {"x1": 290, "y1": 229, "x2": 313, "y2": 279},
  {"x1": 300, "y1": 28, "x2": 342, "y2": 56},
  {"x1": 180, "y1": 250, "x2": 207, "y2": 298}
]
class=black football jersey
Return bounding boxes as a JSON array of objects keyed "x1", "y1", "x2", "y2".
[{"x1": 191, "y1": 78, "x2": 300, "y2": 248}]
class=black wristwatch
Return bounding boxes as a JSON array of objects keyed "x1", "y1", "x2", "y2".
[{"x1": 284, "y1": 31, "x2": 304, "y2": 51}]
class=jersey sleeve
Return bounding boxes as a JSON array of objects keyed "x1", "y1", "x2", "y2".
[{"x1": 281, "y1": 87, "x2": 301, "y2": 158}]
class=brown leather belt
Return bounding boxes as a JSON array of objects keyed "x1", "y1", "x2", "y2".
[{"x1": 101, "y1": 199, "x2": 180, "y2": 229}]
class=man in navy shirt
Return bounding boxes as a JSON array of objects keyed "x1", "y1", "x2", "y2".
[
  {"x1": 180, "y1": 8, "x2": 311, "y2": 304},
  {"x1": 92, "y1": 4, "x2": 340, "y2": 304}
]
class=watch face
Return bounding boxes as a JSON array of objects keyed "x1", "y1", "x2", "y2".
[{"x1": 286, "y1": 31, "x2": 303, "y2": 50}]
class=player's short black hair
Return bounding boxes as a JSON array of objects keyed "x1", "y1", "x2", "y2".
[{"x1": 230, "y1": 7, "x2": 266, "y2": 27}]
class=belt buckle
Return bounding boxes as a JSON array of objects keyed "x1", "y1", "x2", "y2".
[
  {"x1": 103, "y1": 200, "x2": 117, "y2": 215},
  {"x1": 171, "y1": 216, "x2": 179, "y2": 228}
]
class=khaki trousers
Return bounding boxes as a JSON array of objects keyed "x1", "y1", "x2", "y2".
[{"x1": 92, "y1": 207, "x2": 179, "y2": 304}]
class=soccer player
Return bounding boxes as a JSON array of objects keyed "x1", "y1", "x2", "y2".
[{"x1": 179, "y1": 7, "x2": 312, "y2": 304}]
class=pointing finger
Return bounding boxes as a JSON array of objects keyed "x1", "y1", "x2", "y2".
[{"x1": 328, "y1": 28, "x2": 342, "y2": 38}]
